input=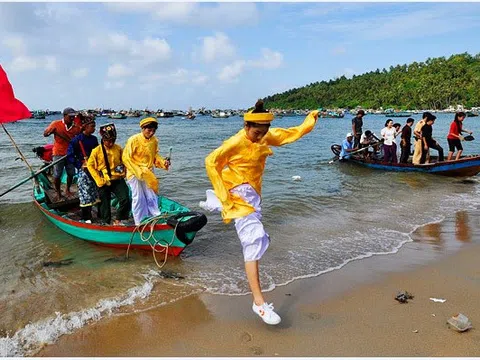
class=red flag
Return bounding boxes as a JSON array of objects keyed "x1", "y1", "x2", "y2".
[{"x1": 0, "y1": 65, "x2": 31, "y2": 124}]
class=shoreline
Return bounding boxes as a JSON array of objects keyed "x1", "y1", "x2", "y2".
[{"x1": 38, "y1": 209, "x2": 480, "y2": 357}]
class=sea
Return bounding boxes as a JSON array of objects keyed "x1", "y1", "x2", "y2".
[{"x1": 1, "y1": 112, "x2": 479, "y2": 356}]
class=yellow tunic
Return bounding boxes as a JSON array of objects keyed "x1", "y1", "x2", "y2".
[
  {"x1": 87, "y1": 144, "x2": 125, "y2": 187},
  {"x1": 205, "y1": 110, "x2": 318, "y2": 223},
  {"x1": 122, "y1": 133, "x2": 167, "y2": 193}
]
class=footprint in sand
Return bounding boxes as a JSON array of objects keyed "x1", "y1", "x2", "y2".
[
  {"x1": 250, "y1": 346, "x2": 264, "y2": 355},
  {"x1": 240, "y1": 331, "x2": 253, "y2": 343},
  {"x1": 306, "y1": 312, "x2": 322, "y2": 320}
]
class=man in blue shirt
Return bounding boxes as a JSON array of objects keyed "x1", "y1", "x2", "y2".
[{"x1": 339, "y1": 132, "x2": 356, "y2": 160}]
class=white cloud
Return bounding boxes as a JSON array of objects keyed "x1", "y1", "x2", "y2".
[
  {"x1": 139, "y1": 68, "x2": 208, "y2": 87},
  {"x1": 248, "y1": 48, "x2": 283, "y2": 70},
  {"x1": 200, "y1": 32, "x2": 236, "y2": 63},
  {"x1": 218, "y1": 60, "x2": 246, "y2": 82},
  {"x1": 105, "y1": 2, "x2": 259, "y2": 29},
  {"x1": 3, "y1": 35, "x2": 27, "y2": 56},
  {"x1": 107, "y1": 63, "x2": 133, "y2": 78},
  {"x1": 104, "y1": 81, "x2": 125, "y2": 90},
  {"x1": 332, "y1": 46, "x2": 346, "y2": 55},
  {"x1": 72, "y1": 67, "x2": 89, "y2": 78},
  {"x1": 192, "y1": 74, "x2": 208, "y2": 85},
  {"x1": 8, "y1": 55, "x2": 56, "y2": 72}
]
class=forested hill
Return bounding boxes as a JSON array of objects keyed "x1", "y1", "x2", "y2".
[{"x1": 264, "y1": 53, "x2": 480, "y2": 110}]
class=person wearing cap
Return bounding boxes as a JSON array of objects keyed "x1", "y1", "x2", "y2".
[
  {"x1": 43, "y1": 107, "x2": 82, "y2": 201},
  {"x1": 351, "y1": 109, "x2": 365, "y2": 149},
  {"x1": 201, "y1": 99, "x2": 319, "y2": 326},
  {"x1": 339, "y1": 132, "x2": 357, "y2": 160},
  {"x1": 66, "y1": 114, "x2": 99, "y2": 223},
  {"x1": 122, "y1": 117, "x2": 170, "y2": 225},
  {"x1": 87, "y1": 123, "x2": 131, "y2": 225}
]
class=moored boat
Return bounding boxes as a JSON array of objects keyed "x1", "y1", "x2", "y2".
[
  {"x1": 331, "y1": 145, "x2": 480, "y2": 177},
  {"x1": 32, "y1": 172, "x2": 207, "y2": 256}
]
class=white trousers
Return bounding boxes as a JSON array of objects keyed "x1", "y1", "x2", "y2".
[
  {"x1": 200, "y1": 184, "x2": 270, "y2": 262},
  {"x1": 127, "y1": 177, "x2": 160, "y2": 225}
]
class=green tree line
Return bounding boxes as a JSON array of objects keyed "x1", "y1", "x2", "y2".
[{"x1": 264, "y1": 52, "x2": 480, "y2": 110}]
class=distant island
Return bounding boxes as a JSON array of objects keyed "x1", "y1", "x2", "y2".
[{"x1": 264, "y1": 52, "x2": 480, "y2": 112}]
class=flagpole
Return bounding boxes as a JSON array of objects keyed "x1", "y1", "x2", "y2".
[{"x1": 1, "y1": 122, "x2": 34, "y2": 173}]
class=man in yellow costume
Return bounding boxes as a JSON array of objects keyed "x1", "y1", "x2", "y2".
[
  {"x1": 122, "y1": 117, "x2": 170, "y2": 225},
  {"x1": 202, "y1": 100, "x2": 319, "y2": 325},
  {"x1": 87, "y1": 123, "x2": 131, "y2": 225}
]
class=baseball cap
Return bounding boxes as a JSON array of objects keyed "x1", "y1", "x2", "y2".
[{"x1": 346, "y1": 132, "x2": 353, "y2": 138}]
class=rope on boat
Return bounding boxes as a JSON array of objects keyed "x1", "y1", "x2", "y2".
[{"x1": 125, "y1": 214, "x2": 179, "y2": 269}]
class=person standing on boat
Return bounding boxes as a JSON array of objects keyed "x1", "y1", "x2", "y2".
[
  {"x1": 420, "y1": 115, "x2": 444, "y2": 164},
  {"x1": 201, "y1": 100, "x2": 319, "y2": 326},
  {"x1": 122, "y1": 117, "x2": 170, "y2": 225},
  {"x1": 381, "y1": 119, "x2": 398, "y2": 164},
  {"x1": 399, "y1": 118, "x2": 414, "y2": 163},
  {"x1": 43, "y1": 107, "x2": 81, "y2": 201},
  {"x1": 66, "y1": 114, "x2": 99, "y2": 223},
  {"x1": 412, "y1": 112, "x2": 432, "y2": 164},
  {"x1": 351, "y1": 110, "x2": 365, "y2": 149},
  {"x1": 87, "y1": 123, "x2": 131, "y2": 225},
  {"x1": 340, "y1": 132, "x2": 357, "y2": 160},
  {"x1": 447, "y1": 112, "x2": 473, "y2": 161}
]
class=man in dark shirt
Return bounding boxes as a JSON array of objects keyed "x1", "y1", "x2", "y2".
[
  {"x1": 420, "y1": 114, "x2": 444, "y2": 164},
  {"x1": 399, "y1": 118, "x2": 414, "y2": 163},
  {"x1": 351, "y1": 109, "x2": 365, "y2": 149}
]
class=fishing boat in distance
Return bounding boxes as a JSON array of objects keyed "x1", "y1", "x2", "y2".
[
  {"x1": 31, "y1": 169, "x2": 207, "y2": 256},
  {"x1": 331, "y1": 145, "x2": 480, "y2": 177}
]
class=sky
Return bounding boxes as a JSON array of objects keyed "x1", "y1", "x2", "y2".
[{"x1": 2, "y1": 1, "x2": 480, "y2": 111}]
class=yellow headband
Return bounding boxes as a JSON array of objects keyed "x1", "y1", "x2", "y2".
[
  {"x1": 243, "y1": 110, "x2": 274, "y2": 123},
  {"x1": 139, "y1": 117, "x2": 158, "y2": 128}
]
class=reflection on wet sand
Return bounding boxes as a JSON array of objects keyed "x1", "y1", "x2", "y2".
[
  {"x1": 455, "y1": 211, "x2": 471, "y2": 243},
  {"x1": 416, "y1": 222, "x2": 444, "y2": 249}
]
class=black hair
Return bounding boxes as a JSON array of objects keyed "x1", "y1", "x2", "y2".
[
  {"x1": 393, "y1": 123, "x2": 401, "y2": 128},
  {"x1": 426, "y1": 113, "x2": 436, "y2": 122},
  {"x1": 385, "y1": 119, "x2": 393, "y2": 126},
  {"x1": 423, "y1": 111, "x2": 432, "y2": 119},
  {"x1": 455, "y1": 112, "x2": 466, "y2": 122},
  {"x1": 142, "y1": 122, "x2": 158, "y2": 130},
  {"x1": 406, "y1": 117, "x2": 414, "y2": 124},
  {"x1": 365, "y1": 130, "x2": 372, "y2": 136},
  {"x1": 251, "y1": 99, "x2": 268, "y2": 113},
  {"x1": 357, "y1": 109, "x2": 365, "y2": 116}
]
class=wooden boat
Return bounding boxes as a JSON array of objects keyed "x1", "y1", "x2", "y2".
[
  {"x1": 331, "y1": 145, "x2": 480, "y2": 177},
  {"x1": 32, "y1": 172, "x2": 207, "y2": 256}
]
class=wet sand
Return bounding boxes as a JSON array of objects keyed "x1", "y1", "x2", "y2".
[{"x1": 39, "y1": 210, "x2": 480, "y2": 357}]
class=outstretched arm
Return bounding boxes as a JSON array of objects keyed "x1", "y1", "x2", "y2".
[{"x1": 265, "y1": 110, "x2": 319, "y2": 147}]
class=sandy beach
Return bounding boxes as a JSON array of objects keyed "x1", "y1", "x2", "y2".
[{"x1": 38, "y1": 210, "x2": 480, "y2": 357}]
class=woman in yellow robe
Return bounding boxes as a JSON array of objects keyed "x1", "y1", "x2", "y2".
[
  {"x1": 202, "y1": 100, "x2": 319, "y2": 325},
  {"x1": 122, "y1": 117, "x2": 170, "y2": 225}
]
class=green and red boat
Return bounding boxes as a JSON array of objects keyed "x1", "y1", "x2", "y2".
[{"x1": 32, "y1": 171, "x2": 207, "y2": 256}]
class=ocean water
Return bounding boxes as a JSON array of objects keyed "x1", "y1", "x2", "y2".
[{"x1": 1, "y1": 113, "x2": 480, "y2": 356}]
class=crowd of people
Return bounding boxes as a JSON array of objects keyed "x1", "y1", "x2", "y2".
[
  {"x1": 44, "y1": 108, "x2": 170, "y2": 226},
  {"x1": 340, "y1": 110, "x2": 473, "y2": 164}
]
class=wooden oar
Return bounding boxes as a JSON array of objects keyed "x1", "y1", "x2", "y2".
[
  {"x1": 0, "y1": 155, "x2": 67, "y2": 198},
  {"x1": 329, "y1": 141, "x2": 383, "y2": 164}
]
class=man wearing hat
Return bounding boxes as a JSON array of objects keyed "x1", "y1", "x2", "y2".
[
  {"x1": 339, "y1": 132, "x2": 357, "y2": 160},
  {"x1": 87, "y1": 123, "x2": 131, "y2": 225},
  {"x1": 122, "y1": 117, "x2": 170, "y2": 225},
  {"x1": 44, "y1": 107, "x2": 82, "y2": 201},
  {"x1": 201, "y1": 99, "x2": 319, "y2": 326},
  {"x1": 66, "y1": 114, "x2": 99, "y2": 222}
]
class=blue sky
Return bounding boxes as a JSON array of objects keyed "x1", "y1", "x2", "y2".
[{"x1": 2, "y1": 2, "x2": 480, "y2": 111}]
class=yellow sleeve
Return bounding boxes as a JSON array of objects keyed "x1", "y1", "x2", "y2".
[
  {"x1": 154, "y1": 154, "x2": 167, "y2": 169},
  {"x1": 265, "y1": 110, "x2": 318, "y2": 147},
  {"x1": 122, "y1": 136, "x2": 144, "y2": 179},
  {"x1": 86, "y1": 147, "x2": 105, "y2": 187},
  {"x1": 205, "y1": 137, "x2": 241, "y2": 210}
]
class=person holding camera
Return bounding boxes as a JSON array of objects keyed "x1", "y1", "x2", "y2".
[
  {"x1": 122, "y1": 117, "x2": 170, "y2": 225},
  {"x1": 87, "y1": 123, "x2": 131, "y2": 225}
]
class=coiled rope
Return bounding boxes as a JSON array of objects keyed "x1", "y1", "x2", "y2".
[{"x1": 125, "y1": 214, "x2": 180, "y2": 269}]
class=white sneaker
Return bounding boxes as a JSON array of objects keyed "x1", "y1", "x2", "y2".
[{"x1": 252, "y1": 302, "x2": 281, "y2": 325}]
